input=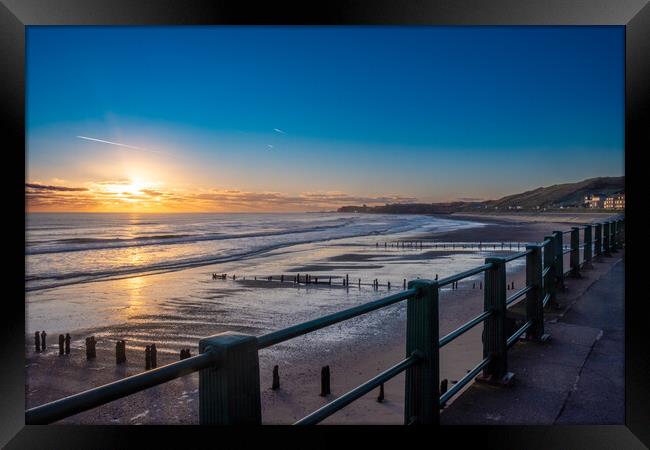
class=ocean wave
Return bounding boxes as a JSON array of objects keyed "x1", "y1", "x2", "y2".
[
  {"x1": 26, "y1": 220, "x2": 357, "y2": 255},
  {"x1": 25, "y1": 214, "x2": 482, "y2": 291}
]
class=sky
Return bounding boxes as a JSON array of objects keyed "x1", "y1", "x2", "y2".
[{"x1": 26, "y1": 26, "x2": 624, "y2": 212}]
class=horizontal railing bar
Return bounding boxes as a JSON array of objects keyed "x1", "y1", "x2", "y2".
[
  {"x1": 506, "y1": 285, "x2": 533, "y2": 306},
  {"x1": 294, "y1": 355, "x2": 420, "y2": 425},
  {"x1": 542, "y1": 292, "x2": 551, "y2": 307},
  {"x1": 439, "y1": 310, "x2": 493, "y2": 348},
  {"x1": 437, "y1": 263, "x2": 493, "y2": 287},
  {"x1": 257, "y1": 288, "x2": 417, "y2": 349},
  {"x1": 503, "y1": 250, "x2": 532, "y2": 262},
  {"x1": 542, "y1": 266, "x2": 551, "y2": 277},
  {"x1": 439, "y1": 356, "x2": 492, "y2": 406},
  {"x1": 563, "y1": 249, "x2": 572, "y2": 255},
  {"x1": 25, "y1": 351, "x2": 217, "y2": 425},
  {"x1": 507, "y1": 320, "x2": 533, "y2": 348},
  {"x1": 540, "y1": 239, "x2": 552, "y2": 246}
]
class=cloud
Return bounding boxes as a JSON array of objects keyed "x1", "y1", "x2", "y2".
[
  {"x1": 26, "y1": 183, "x2": 88, "y2": 192},
  {"x1": 76, "y1": 136, "x2": 161, "y2": 154},
  {"x1": 267, "y1": 145, "x2": 274, "y2": 149},
  {"x1": 95, "y1": 178, "x2": 132, "y2": 185},
  {"x1": 190, "y1": 189, "x2": 417, "y2": 210},
  {"x1": 273, "y1": 128, "x2": 286, "y2": 134},
  {"x1": 140, "y1": 189, "x2": 165, "y2": 196},
  {"x1": 26, "y1": 179, "x2": 419, "y2": 212}
]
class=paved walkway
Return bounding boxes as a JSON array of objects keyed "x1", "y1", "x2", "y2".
[{"x1": 441, "y1": 253, "x2": 625, "y2": 425}]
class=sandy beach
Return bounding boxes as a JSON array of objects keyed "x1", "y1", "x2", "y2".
[{"x1": 24, "y1": 212, "x2": 617, "y2": 424}]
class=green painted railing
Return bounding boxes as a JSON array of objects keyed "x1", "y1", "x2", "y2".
[{"x1": 25, "y1": 216, "x2": 624, "y2": 425}]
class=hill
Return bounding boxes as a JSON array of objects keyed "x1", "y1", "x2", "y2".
[
  {"x1": 484, "y1": 176, "x2": 624, "y2": 209},
  {"x1": 336, "y1": 176, "x2": 624, "y2": 214}
]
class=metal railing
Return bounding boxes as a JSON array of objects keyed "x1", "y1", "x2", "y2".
[{"x1": 25, "y1": 216, "x2": 625, "y2": 425}]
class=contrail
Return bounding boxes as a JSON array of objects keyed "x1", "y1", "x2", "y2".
[{"x1": 76, "y1": 136, "x2": 162, "y2": 154}]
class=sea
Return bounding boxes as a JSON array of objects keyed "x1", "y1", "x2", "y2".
[{"x1": 25, "y1": 213, "x2": 506, "y2": 355}]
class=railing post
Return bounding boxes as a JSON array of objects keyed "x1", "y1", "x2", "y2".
[
  {"x1": 405, "y1": 279, "x2": 439, "y2": 425},
  {"x1": 553, "y1": 231, "x2": 565, "y2": 290},
  {"x1": 525, "y1": 244, "x2": 548, "y2": 341},
  {"x1": 543, "y1": 236, "x2": 557, "y2": 309},
  {"x1": 594, "y1": 223, "x2": 602, "y2": 256},
  {"x1": 603, "y1": 222, "x2": 611, "y2": 256},
  {"x1": 583, "y1": 225, "x2": 593, "y2": 269},
  {"x1": 610, "y1": 220, "x2": 618, "y2": 253},
  {"x1": 198, "y1": 332, "x2": 262, "y2": 425},
  {"x1": 569, "y1": 227, "x2": 581, "y2": 278},
  {"x1": 477, "y1": 257, "x2": 514, "y2": 385}
]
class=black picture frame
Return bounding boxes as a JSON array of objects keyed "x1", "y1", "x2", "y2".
[{"x1": 2, "y1": 0, "x2": 647, "y2": 448}]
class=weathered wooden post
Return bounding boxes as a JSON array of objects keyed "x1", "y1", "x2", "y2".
[
  {"x1": 58, "y1": 334, "x2": 64, "y2": 355},
  {"x1": 85, "y1": 337, "x2": 96, "y2": 359},
  {"x1": 404, "y1": 279, "x2": 439, "y2": 425},
  {"x1": 583, "y1": 225, "x2": 593, "y2": 269},
  {"x1": 525, "y1": 244, "x2": 548, "y2": 341},
  {"x1": 198, "y1": 332, "x2": 262, "y2": 425},
  {"x1": 145, "y1": 345, "x2": 152, "y2": 370},
  {"x1": 151, "y1": 343, "x2": 157, "y2": 369},
  {"x1": 377, "y1": 383, "x2": 385, "y2": 402},
  {"x1": 594, "y1": 223, "x2": 602, "y2": 256},
  {"x1": 440, "y1": 379, "x2": 448, "y2": 396},
  {"x1": 403, "y1": 279, "x2": 406, "y2": 289},
  {"x1": 610, "y1": 220, "x2": 618, "y2": 253},
  {"x1": 35, "y1": 331, "x2": 41, "y2": 353},
  {"x1": 41, "y1": 331, "x2": 47, "y2": 350},
  {"x1": 116, "y1": 340, "x2": 126, "y2": 364},
  {"x1": 478, "y1": 257, "x2": 514, "y2": 385},
  {"x1": 65, "y1": 333, "x2": 71, "y2": 355},
  {"x1": 272, "y1": 365, "x2": 280, "y2": 390},
  {"x1": 603, "y1": 222, "x2": 611, "y2": 256},
  {"x1": 553, "y1": 231, "x2": 565, "y2": 290},
  {"x1": 569, "y1": 227, "x2": 581, "y2": 278},
  {"x1": 346, "y1": 274, "x2": 349, "y2": 287},
  {"x1": 320, "y1": 366, "x2": 331, "y2": 396}
]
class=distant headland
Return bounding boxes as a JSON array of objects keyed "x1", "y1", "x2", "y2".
[{"x1": 337, "y1": 176, "x2": 624, "y2": 214}]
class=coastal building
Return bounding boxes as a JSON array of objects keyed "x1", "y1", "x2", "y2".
[
  {"x1": 584, "y1": 194, "x2": 606, "y2": 208},
  {"x1": 604, "y1": 193, "x2": 625, "y2": 209}
]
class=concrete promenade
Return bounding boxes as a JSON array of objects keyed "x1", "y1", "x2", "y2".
[{"x1": 442, "y1": 250, "x2": 625, "y2": 425}]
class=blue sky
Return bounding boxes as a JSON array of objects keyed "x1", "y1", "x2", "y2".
[{"x1": 26, "y1": 26, "x2": 624, "y2": 211}]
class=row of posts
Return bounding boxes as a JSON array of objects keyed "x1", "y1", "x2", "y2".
[
  {"x1": 377, "y1": 241, "x2": 525, "y2": 250},
  {"x1": 34, "y1": 333, "x2": 194, "y2": 370}
]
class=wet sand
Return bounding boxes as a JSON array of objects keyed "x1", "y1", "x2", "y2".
[{"x1": 24, "y1": 212, "x2": 620, "y2": 424}]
